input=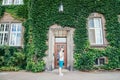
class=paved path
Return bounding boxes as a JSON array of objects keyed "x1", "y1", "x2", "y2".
[{"x1": 0, "y1": 70, "x2": 120, "y2": 80}]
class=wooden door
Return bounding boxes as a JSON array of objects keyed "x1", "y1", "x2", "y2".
[{"x1": 54, "y1": 43, "x2": 67, "y2": 68}]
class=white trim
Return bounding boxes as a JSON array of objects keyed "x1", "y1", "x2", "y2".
[
  {"x1": 14, "y1": 0, "x2": 23, "y2": 5},
  {"x1": 55, "y1": 38, "x2": 66, "y2": 43},
  {"x1": 0, "y1": 23, "x2": 9, "y2": 45},
  {"x1": 0, "y1": 22, "x2": 22, "y2": 47},
  {"x1": 2, "y1": 0, "x2": 23, "y2": 5},
  {"x1": 2, "y1": 0, "x2": 13, "y2": 5},
  {"x1": 9, "y1": 23, "x2": 22, "y2": 46},
  {"x1": 95, "y1": 57, "x2": 106, "y2": 66},
  {"x1": 89, "y1": 18, "x2": 103, "y2": 45}
]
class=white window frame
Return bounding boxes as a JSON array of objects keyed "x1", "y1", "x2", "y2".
[
  {"x1": 88, "y1": 18, "x2": 103, "y2": 45},
  {"x1": 55, "y1": 38, "x2": 66, "y2": 43},
  {"x1": 9, "y1": 23, "x2": 22, "y2": 46},
  {"x1": 0, "y1": 22, "x2": 22, "y2": 46},
  {"x1": 2, "y1": 0, "x2": 13, "y2": 5},
  {"x1": 14, "y1": 0, "x2": 23, "y2": 5},
  {"x1": 0, "y1": 23, "x2": 9, "y2": 45},
  {"x1": 118, "y1": 15, "x2": 120, "y2": 23},
  {"x1": 2, "y1": 0, "x2": 23, "y2": 5},
  {"x1": 95, "y1": 57, "x2": 106, "y2": 66}
]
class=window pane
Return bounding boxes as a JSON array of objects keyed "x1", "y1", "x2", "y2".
[
  {"x1": 0, "y1": 24, "x2": 4, "y2": 31},
  {"x1": 94, "y1": 18, "x2": 102, "y2": 28},
  {"x1": 11, "y1": 24, "x2": 16, "y2": 32},
  {"x1": 16, "y1": 33, "x2": 21, "y2": 46},
  {"x1": 17, "y1": 24, "x2": 22, "y2": 31},
  {"x1": 10, "y1": 33, "x2": 16, "y2": 46},
  {"x1": 95, "y1": 58, "x2": 98, "y2": 65},
  {"x1": 8, "y1": 0, "x2": 13, "y2": 4},
  {"x1": 14, "y1": 0, "x2": 23, "y2": 5},
  {"x1": 95, "y1": 29, "x2": 103, "y2": 44},
  {"x1": 4, "y1": 33, "x2": 8, "y2": 45},
  {"x1": 0, "y1": 23, "x2": 9, "y2": 45},
  {"x1": 89, "y1": 29, "x2": 95, "y2": 44},
  {"x1": 118, "y1": 15, "x2": 120, "y2": 23},
  {"x1": 10, "y1": 23, "x2": 22, "y2": 46},
  {"x1": 55, "y1": 38, "x2": 66, "y2": 43},
  {"x1": 2, "y1": 0, "x2": 7, "y2": 5},
  {"x1": 88, "y1": 18, "x2": 94, "y2": 28},
  {"x1": 20, "y1": 0, "x2": 24, "y2": 4},
  {"x1": 100, "y1": 58, "x2": 105, "y2": 65},
  {"x1": 2, "y1": 0, "x2": 13, "y2": 5},
  {"x1": 0, "y1": 33, "x2": 3, "y2": 45},
  {"x1": 14, "y1": 0, "x2": 19, "y2": 4},
  {"x1": 5, "y1": 24, "x2": 9, "y2": 31}
]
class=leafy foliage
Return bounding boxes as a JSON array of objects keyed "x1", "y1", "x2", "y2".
[
  {"x1": 0, "y1": 46, "x2": 25, "y2": 71},
  {"x1": 0, "y1": 66, "x2": 20, "y2": 71},
  {"x1": 0, "y1": 6, "x2": 5, "y2": 17},
  {"x1": 0, "y1": 0, "x2": 120, "y2": 71},
  {"x1": 0, "y1": 0, "x2": 28, "y2": 20},
  {"x1": 26, "y1": 60, "x2": 45, "y2": 72}
]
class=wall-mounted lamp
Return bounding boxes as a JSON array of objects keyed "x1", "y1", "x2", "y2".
[{"x1": 59, "y1": 2, "x2": 63, "y2": 12}]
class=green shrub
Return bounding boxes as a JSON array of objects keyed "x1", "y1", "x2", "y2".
[
  {"x1": 104, "y1": 46, "x2": 120, "y2": 70},
  {"x1": 74, "y1": 51, "x2": 95, "y2": 70},
  {"x1": 0, "y1": 66, "x2": 20, "y2": 71},
  {"x1": 26, "y1": 60, "x2": 45, "y2": 72},
  {"x1": 1, "y1": 0, "x2": 120, "y2": 72},
  {"x1": 12, "y1": 52, "x2": 25, "y2": 67},
  {"x1": 0, "y1": 46, "x2": 25, "y2": 70},
  {"x1": 74, "y1": 48, "x2": 106, "y2": 71}
]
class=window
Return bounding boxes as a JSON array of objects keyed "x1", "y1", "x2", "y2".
[
  {"x1": 55, "y1": 38, "x2": 66, "y2": 43},
  {"x1": 0, "y1": 23, "x2": 22, "y2": 46},
  {"x1": 2, "y1": 0, "x2": 12, "y2": 5},
  {"x1": 0, "y1": 23, "x2": 9, "y2": 45},
  {"x1": 14, "y1": 0, "x2": 23, "y2": 5},
  {"x1": 95, "y1": 57, "x2": 107, "y2": 66},
  {"x1": 2, "y1": 0, "x2": 23, "y2": 5},
  {"x1": 9, "y1": 23, "x2": 22, "y2": 46},
  {"x1": 118, "y1": 15, "x2": 120, "y2": 23},
  {"x1": 88, "y1": 18, "x2": 103, "y2": 45}
]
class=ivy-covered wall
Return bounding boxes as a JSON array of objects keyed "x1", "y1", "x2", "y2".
[
  {"x1": 0, "y1": 0, "x2": 28, "y2": 20},
  {"x1": 28, "y1": 0, "x2": 120, "y2": 71},
  {"x1": 0, "y1": 0, "x2": 28, "y2": 71},
  {"x1": 0, "y1": 6, "x2": 5, "y2": 18},
  {"x1": 0, "y1": 0, "x2": 120, "y2": 72}
]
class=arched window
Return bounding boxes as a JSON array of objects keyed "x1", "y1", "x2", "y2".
[{"x1": 88, "y1": 13, "x2": 107, "y2": 47}]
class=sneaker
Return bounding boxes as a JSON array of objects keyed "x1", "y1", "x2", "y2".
[{"x1": 59, "y1": 73, "x2": 63, "y2": 76}]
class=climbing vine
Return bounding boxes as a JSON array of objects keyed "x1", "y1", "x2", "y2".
[
  {"x1": 0, "y1": 0, "x2": 120, "y2": 72},
  {"x1": 27, "y1": 0, "x2": 120, "y2": 71}
]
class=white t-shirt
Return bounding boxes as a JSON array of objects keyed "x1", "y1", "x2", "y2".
[{"x1": 59, "y1": 51, "x2": 64, "y2": 61}]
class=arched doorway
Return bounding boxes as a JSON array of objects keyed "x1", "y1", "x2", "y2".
[{"x1": 46, "y1": 24, "x2": 74, "y2": 71}]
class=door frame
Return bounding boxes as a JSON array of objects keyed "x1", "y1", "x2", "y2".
[{"x1": 46, "y1": 24, "x2": 75, "y2": 71}]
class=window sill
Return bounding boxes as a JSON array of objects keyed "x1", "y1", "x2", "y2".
[
  {"x1": 90, "y1": 44, "x2": 108, "y2": 48},
  {"x1": 2, "y1": 4, "x2": 24, "y2": 6},
  {"x1": 94, "y1": 64, "x2": 104, "y2": 67}
]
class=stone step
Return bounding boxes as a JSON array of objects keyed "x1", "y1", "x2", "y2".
[{"x1": 52, "y1": 69, "x2": 69, "y2": 73}]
